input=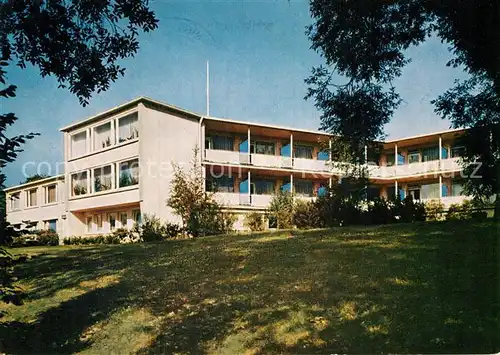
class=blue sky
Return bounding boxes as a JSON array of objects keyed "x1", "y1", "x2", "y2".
[{"x1": 2, "y1": 0, "x2": 468, "y2": 186}]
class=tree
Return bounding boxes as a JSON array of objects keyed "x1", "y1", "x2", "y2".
[
  {"x1": 167, "y1": 148, "x2": 234, "y2": 237},
  {"x1": 0, "y1": 0, "x2": 158, "y2": 303},
  {"x1": 306, "y1": 0, "x2": 500, "y2": 217},
  {"x1": 268, "y1": 190, "x2": 294, "y2": 229},
  {"x1": 21, "y1": 174, "x2": 49, "y2": 184}
]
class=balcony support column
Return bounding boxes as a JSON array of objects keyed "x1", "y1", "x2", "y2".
[
  {"x1": 290, "y1": 132, "x2": 294, "y2": 161},
  {"x1": 248, "y1": 170, "x2": 251, "y2": 204},
  {"x1": 439, "y1": 175, "x2": 443, "y2": 201},
  {"x1": 290, "y1": 173, "x2": 294, "y2": 194},
  {"x1": 247, "y1": 127, "x2": 251, "y2": 161},
  {"x1": 394, "y1": 143, "x2": 398, "y2": 166},
  {"x1": 438, "y1": 135, "x2": 442, "y2": 169},
  {"x1": 395, "y1": 180, "x2": 398, "y2": 198}
]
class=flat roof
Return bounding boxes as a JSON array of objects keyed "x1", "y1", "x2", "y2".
[
  {"x1": 59, "y1": 96, "x2": 203, "y2": 132},
  {"x1": 4, "y1": 174, "x2": 65, "y2": 192}
]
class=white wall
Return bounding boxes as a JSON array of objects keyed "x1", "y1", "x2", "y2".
[{"x1": 138, "y1": 103, "x2": 200, "y2": 224}]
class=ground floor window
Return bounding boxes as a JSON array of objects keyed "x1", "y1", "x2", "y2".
[
  {"x1": 45, "y1": 219, "x2": 57, "y2": 232},
  {"x1": 132, "y1": 209, "x2": 142, "y2": 226},
  {"x1": 119, "y1": 212, "x2": 128, "y2": 229},
  {"x1": 295, "y1": 180, "x2": 313, "y2": 197}
]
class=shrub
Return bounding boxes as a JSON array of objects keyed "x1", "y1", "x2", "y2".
[
  {"x1": 471, "y1": 210, "x2": 488, "y2": 220},
  {"x1": 11, "y1": 230, "x2": 59, "y2": 247},
  {"x1": 135, "y1": 214, "x2": 166, "y2": 242},
  {"x1": 268, "y1": 190, "x2": 294, "y2": 229},
  {"x1": 244, "y1": 212, "x2": 265, "y2": 232},
  {"x1": 36, "y1": 230, "x2": 60, "y2": 246},
  {"x1": 62, "y1": 235, "x2": 121, "y2": 245},
  {"x1": 364, "y1": 198, "x2": 392, "y2": 225},
  {"x1": 293, "y1": 200, "x2": 321, "y2": 229},
  {"x1": 164, "y1": 222, "x2": 183, "y2": 238},
  {"x1": 425, "y1": 199, "x2": 445, "y2": 221},
  {"x1": 446, "y1": 200, "x2": 474, "y2": 221}
]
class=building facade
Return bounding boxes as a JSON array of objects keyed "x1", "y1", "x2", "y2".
[{"x1": 4, "y1": 97, "x2": 469, "y2": 238}]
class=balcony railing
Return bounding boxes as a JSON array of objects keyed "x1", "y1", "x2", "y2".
[
  {"x1": 213, "y1": 192, "x2": 272, "y2": 208},
  {"x1": 205, "y1": 149, "x2": 464, "y2": 178}
]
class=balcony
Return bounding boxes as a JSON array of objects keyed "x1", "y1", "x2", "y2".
[
  {"x1": 213, "y1": 192, "x2": 273, "y2": 208},
  {"x1": 369, "y1": 157, "x2": 462, "y2": 179},
  {"x1": 205, "y1": 149, "x2": 240, "y2": 165},
  {"x1": 294, "y1": 158, "x2": 328, "y2": 172},
  {"x1": 251, "y1": 154, "x2": 291, "y2": 169}
]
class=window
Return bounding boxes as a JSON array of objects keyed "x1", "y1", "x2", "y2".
[
  {"x1": 294, "y1": 145, "x2": 313, "y2": 159},
  {"x1": 208, "y1": 176, "x2": 234, "y2": 192},
  {"x1": 386, "y1": 154, "x2": 395, "y2": 167},
  {"x1": 421, "y1": 183, "x2": 440, "y2": 199},
  {"x1": 408, "y1": 186, "x2": 421, "y2": 200},
  {"x1": 94, "y1": 214, "x2": 103, "y2": 232},
  {"x1": 71, "y1": 171, "x2": 88, "y2": 196},
  {"x1": 94, "y1": 165, "x2": 113, "y2": 192},
  {"x1": 10, "y1": 192, "x2": 20, "y2": 210},
  {"x1": 317, "y1": 151, "x2": 329, "y2": 161},
  {"x1": 211, "y1": 136, "x2": 234, "y2": 151},
  {"x1": 388, "y1": 153, "x2": 405, "y2": 166},
  {"x1": 451, "y1": 145, "x2": 466, "y2": 158},
  {"x1": 27, "y1": 188, "x2": 37, "y2": 207},
  {"x1": 317, "y1": 185, "x2": 328, "y2": 197},
  {"x1": 254, "y1": 180, "x2": 275, "y2": 194},
  {"x1": 132, "y1": 209, "x2": 142, "y2": 225},
  {"x1": 45, "y1": 184, "x2": 57, "y2": 204},
  {"x1": 118, "y1": 159, "x2": 139, "y2": 187},
  {"x1": 118, "y1": 113, "x2": 139, "y2": 142},
  {"x1": 295, "y1": 180, "x2": 313, "y2": 196},
  {"x1": 441, "y1": 184, "x2": 449, "y2": 197},
  {"x1": 388, "y1": 187, "x2": 406, "y2": 200},
  {"x1": 108, "y1": 213, "x2": 117, "y2": 231},
  {"x1": 94, "y1": 122, "x2": 113, "y2": 150},
  {"x1": 71, "y1": 131, "x2": 87, "y2": 158},
  {"x1": 252, "y1": 141, "x2": 275, "y2": 155},
  {"x1": 441, "y1": 147, "x2": 449, "y2": 159},
  {"x1": 86, "y1": 216, "x2": 93, "y2": 233},
  {"x1": 45, "y1": 219, "x2": 57, "y2": 232},
  {"x1": 281, "y1": 182, "x2": 292, "y2": 192},
  {"x1": 451, "y1": 181, "x2": 464, "y2": 196},
  {"x1": 422, "y1": 146, "x2": 439, "y2": 162},
  {"x1": 120, "y1": 212, "x2": 128, "y2": 229},
  {"x1": 408, "y1": 151, "x2": 420, "y2": 164}
]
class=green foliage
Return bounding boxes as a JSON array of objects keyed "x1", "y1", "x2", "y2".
[
  {"x1": 134, "y1": 214, "x2": 167, "y2": 242},
  {"x1": 293, "y1": 200, "x2": 322, "y2": 229},
  {"x1": 244, "y1": 212, "x2": 266, "y2": 232},
  {"x1": 268, "y1": 190, "x2": 294, "y2": 229},
  {"x1": 0, "y1": 248, "x2": 22, "y2": 306},
  {"x1": 11, "y1": 230, "x2": 59, "y2": 247},
  {"x1": 425, "y1": 200, "x2": 445, "y2": 222},
  {"x1": 364, "y1": 198, "x2": 392, "y2": 225},
  {"x1": 22, "y1": 174, "x2": 49, "y2": 184},
  {"x1": 62, "y1": 235, "x2": 121, "y2": 245},
  {"x1": 307, "y1": 0, "x2": 500, "y2": 217},
  {"x1": 167, "y1": 148, "x2": 234, "y2": 237},
  {"x1": 164, "y1": 223, "x2": 184, "y2": 239}
]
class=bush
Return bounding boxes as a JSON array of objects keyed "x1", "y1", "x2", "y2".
[
  {"x1": 164, "y1": 222, "x2": 183, "y2": 238},
  {"x1": 268, "y1": 190, "x2": 294, "y2": 229},
  {"x1": 244, "y1": 212, "x2": 265, "y2": 232},
  {"x1": 446, "y1": 200, "x2": 474, "y2": 220},
  {"x1": 11, "y1": 230, "x2": 59, "y2": 247},
  {"x1": 62, "y1": 234, "x2": 121, "y2": 245},
  {"x1": 425, "y1": 199, "x2": 445, "y2": 221},
  {"x1": 135, "y1": 214, "x2": 166, "y2": 241},
  {"x1": 293, "y1": 200, "x2": 321, "y2": 229},
  {"x1": 364, "y1": 198, "x2": 392, "y2": 225}
]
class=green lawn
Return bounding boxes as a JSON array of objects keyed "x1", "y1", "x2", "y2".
[{"x1": 1, "y1": 221, "x2": 499, "y2": 354}]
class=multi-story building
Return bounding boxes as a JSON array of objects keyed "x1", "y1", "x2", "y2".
[{"x1": 4, "y1": 97, "x2": 470, "y2": 238}]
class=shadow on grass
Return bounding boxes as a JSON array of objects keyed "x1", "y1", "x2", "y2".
[{"x1": 1, "y1": 221, "x2": 499, "y2": 354}]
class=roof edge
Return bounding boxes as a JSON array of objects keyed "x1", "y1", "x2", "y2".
[{"x1": 4, "y1": 174, "x2": 65, "y2": 192}]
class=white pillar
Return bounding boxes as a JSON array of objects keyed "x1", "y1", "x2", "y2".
[
  {"x1": 394, "y1": 143, "x2": 398, "y2": 166},
  {"x1": 395, "y1": 180, "x2": 398, "y2": 197},
  {"x1": 364, "y1": 145, "x2": 368, "y2": 164},
  {"x1": 439, "y1": 175, "x2": 443, "y2": 201},
  {"x1": 290, "y1": 132, "x2": 294, "y2": 159},
  {"x1": 247, "y1": 170, "x2": 251, "y2": 199},
  {"x1": 329, "y1": 177, "x2": 332, "y2": 188},
  {"x1": 247, "y1": 127, "x2": 251, "y2": 161},
  {"x1": 201, "y1": 123, "x2": 206, "y2": 159},
  {"x1": 290, "y1": 173, "x2": 294, "y2": 194},
  {"x1": 329, "y1": 138, "x2": 332, "y2": 161},
  {"x1": 111, "y1": 163, "x2": 116, "y2": 189},
  {"x1": 438, "y1": 135, "x2": 442, "y2": 169}
]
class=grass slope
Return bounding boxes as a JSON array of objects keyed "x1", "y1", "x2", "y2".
[{"x1": 1, "y1": 221, "x2": 499, "y2": 354}]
